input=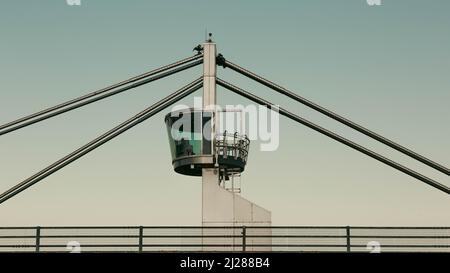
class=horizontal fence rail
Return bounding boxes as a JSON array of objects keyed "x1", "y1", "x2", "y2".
[{"x1": 0, "y1": 226, "x2": 449, "y2": 253}]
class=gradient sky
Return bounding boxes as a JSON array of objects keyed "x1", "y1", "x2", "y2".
[{"x1": 0, "y1": 0, "x2": 449, "y2": 226}]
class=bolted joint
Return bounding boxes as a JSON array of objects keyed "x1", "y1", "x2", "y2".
[{"x1": 216, "y1": 53, "x2": 227, "y2": 68}]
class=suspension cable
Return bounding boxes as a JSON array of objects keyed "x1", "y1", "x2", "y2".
[
  {"x1": 217, "y1": 78, "x2": 450, "y2": 195},
  {"x1": 0, "y1": 54, "x2": 203, "y2": 135},
  {"x1": 219, "y1": 57, "x2": 449, "y2": 176},
  {"x1": 0, "y1": 78, "x2": 203, "y2": 205},
  {"x1": 0, "y1": 59, "x2": 202, "y2": 136}
]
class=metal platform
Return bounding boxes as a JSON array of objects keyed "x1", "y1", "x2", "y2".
[{"x1": 165, "y1": 108, "x2": 250, "y2": 177}]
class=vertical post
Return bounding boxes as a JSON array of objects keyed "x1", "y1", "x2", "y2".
[
  {"x1": 242, "y1": 225, "x2": 247, "y2": 252},
  {"x1": 202, "y1": 38, "x2": 217, "y2": 154},
  {"x1": 35, "y1": 226, "x2": 41, "y2": 253},
  {"x1": 202, "y1": 39, "x2": 217, "y2": 109},
  {"x1": 138, "y1": 226, "x2": 143, "y2": 253},
  {"x1": 346, "y1": 226, "x2": 351, "y2": 252},
  {"x1": 202, "y1": 38, "x2": 219, "y2": 228}
]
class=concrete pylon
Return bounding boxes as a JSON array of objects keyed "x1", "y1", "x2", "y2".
[{"x1": 201, "y1": 40, "x2": 271, "y2": 251}]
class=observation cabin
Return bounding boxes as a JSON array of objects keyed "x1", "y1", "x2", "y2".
[{"x1": 164, "y1": 108, "x2": 250, "y2": 180}]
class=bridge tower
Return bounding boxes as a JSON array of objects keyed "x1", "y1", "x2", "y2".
[{"x1": 164, "y1": 37, "x2": 271, "y2": 234}]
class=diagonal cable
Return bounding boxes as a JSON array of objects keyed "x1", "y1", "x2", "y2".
[
  {"x1": 219, "y1": 57, "x2": 449, "y2": 176},
  {"x1": 0, "y1": 78, "x2": 203, "y2": 205},
  {"x1": 217, "y1": 78, "x2": 450, "y2": 196},
  {"x1": 0, "y1": 54, "x2": 202, "y2": 135}
]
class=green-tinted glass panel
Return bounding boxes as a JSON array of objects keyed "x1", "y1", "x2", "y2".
[{"x1": 165, "y1": 110, "x2": 206, "y2": 160}]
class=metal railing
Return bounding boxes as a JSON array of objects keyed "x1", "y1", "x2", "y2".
[
  {"x1": 215, "y1": 132, "x2": 250, "y2": 163},
  {"x1": 0, "y1": 226, "x2": 449, "y2": 253}
]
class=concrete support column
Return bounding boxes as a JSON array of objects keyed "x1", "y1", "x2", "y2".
[{"x1": 201, "y1": 40, "x2": 271, "y2": 251}]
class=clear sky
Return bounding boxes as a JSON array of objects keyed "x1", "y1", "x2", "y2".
[{"x1": 0, "y1": 0, "x2": 449, "y2": 226}]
